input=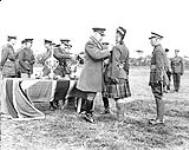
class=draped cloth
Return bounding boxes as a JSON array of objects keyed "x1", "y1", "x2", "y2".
[
  {"x1": 0, "y1": 79, "x2": 48, "y2": 120},
  {"x1": 0, "y1": 79, "x2": 75, "y2": 120}
]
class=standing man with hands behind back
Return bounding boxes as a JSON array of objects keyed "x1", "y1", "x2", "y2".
[{"x1": 148, "y1": 32, "x2": 166, "y2": 125}]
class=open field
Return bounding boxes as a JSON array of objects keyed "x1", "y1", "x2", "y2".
[{"x1": 1, "y1": 67, "x2": 189, "y2": 150}]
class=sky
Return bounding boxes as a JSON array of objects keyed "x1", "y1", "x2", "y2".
[{"x1": 0, "y1": 0, "x2": 189, "y2": 58}]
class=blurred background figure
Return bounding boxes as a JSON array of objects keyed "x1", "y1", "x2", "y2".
[
  {"x1": 53, "y1": 39, "x2": 73, "y2": 79},
  {"x1": 171, "y1": 49, "x2": 184, "y2": 92},
  {"x1": 0, "y1": 36, "x2": 18, "y2": 78},
  {"x1": 164, "y1": 48, "x2": 172, "y2": 92},
  {"x1": 41, "y1": 39, "x2": 53, "y2": 78},
  {"x1": 18, "y1": 38, "x2": 35, "y2": 78}
]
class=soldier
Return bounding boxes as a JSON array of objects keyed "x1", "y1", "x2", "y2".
[
  {"x1": 77, "y1": 27, "x2": 112, "y2": 123},
  {"x1": 15, "y1": 39, "x2": 27, "y2": 78},
  {"x1": 0, "y1": 36, "x2": 17, "y2": 78},
  {"x1": 171, "y1": 49, "x2": 184, "y2": 92},
  {"x1": 103, "y1": 27, "x2": 131, "y2": 121},
  {"x1": 53, "y1": 39, "x2": 72, "y2": 78},
  {"x1": 18, "y1": 38, "x2": 35, "y2": 78},
  {"x1": 42, "y1": 39, "x2": 53, "y2": 78},
  {"x1": 148, "y1": 32, "x2": 166, "y2": 125},
  {"x1": 164, "y1": 48, "x2": 171, "y2": 92}
]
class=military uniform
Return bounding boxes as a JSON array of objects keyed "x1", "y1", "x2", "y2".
[
  {"x1": 171, "y1": 55, "x2": 184, "y2": 92},
  {"x1": 53, "y1": 46, "x2": 72, "y2": 77},
  {"x1": 149, "y1": 44, "x2": 165, "y2": 123},
  {"x1": 18, "y1": 47, "x2": 35, "y2": 78},
  {"x1": 0, "y1": 44, "x2": 17, "y2": 78},
  {"x1": 42, "y1": 48, "x2": 52, "y2": 77},
  {"x1": 103, "y1": 42, "x2": 131, "y2": 99},
  {"x1": 149, "y1": 32, "x2": 166, "y2": 124}
]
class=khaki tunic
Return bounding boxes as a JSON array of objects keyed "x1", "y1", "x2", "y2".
[
  {"x1": 171, "y1": 56, "x2": 184, "y2": 74},
  {"x1": 0, "y1": 44, "x2": 16, "y2": 77}
]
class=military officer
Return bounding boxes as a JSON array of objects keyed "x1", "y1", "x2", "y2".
[
  {"x1": 0, "y1": 36, "x2": 17, "y2": 78},
  {"x1": 53, "y1": 39, "x2": 72, "y2": 78},
  {"x1": 164, "y1": 48, "x2": 171, "y2": 92},
  {"x1": 171, "y1": 49, "x2": 184, "y2": 92},
  {"x1": 149, "y1": 32, "x2": 166, "y2": 125},
  {"x1": 42, "y1": 39, "x2": 53, "y2": 78},
  {"x1": 76, "y1": 27, "x2": 112, "y2": 123},
  {"x1": 15, "y1": 39, "x2": 27, "y2": 78},
  {"x1": 18, "y1": 38, "x2": 35, "y2": 78}
]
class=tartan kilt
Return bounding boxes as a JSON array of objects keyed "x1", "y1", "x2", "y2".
[{"x1": 103, "y1": 78, "x2": 131, "y2": 99}]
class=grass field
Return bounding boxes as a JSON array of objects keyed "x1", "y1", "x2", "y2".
[{"x1": 1, "y1": 67, "x2": 189, "y2": 150}]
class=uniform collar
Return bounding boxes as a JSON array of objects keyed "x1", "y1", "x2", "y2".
[{"x1": 7, "y1": 43, "x2": 13, "y2": 49}]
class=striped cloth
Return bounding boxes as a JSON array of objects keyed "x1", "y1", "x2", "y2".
[{"x1": 103, "y1": 78, "x2": 131, "y2": 99}]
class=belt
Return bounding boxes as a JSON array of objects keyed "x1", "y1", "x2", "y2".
[{"x1": 150, "y1": 65, "x2": 156, "y2": 70}]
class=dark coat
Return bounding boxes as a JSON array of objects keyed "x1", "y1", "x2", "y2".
[
  {"x1": 18, "y1": 48, "x2": 35, "y2": 74},
  {"x1": 0, "y1": 44, "x2": 17, "y2": 77},
  {"x1": 77, "y1": 36, "x2": 111, "y2": 92},
  {"x1": 104, "y1": 42, "x2": 130, "y2": 81}
]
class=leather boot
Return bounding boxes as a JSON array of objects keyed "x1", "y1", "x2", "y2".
[
  {"x1": 103, "y1": 97, "x2": 110, "y2": 114},
  {"x1": 84, "y1": 99, "x2": 94, "y2": 123},
  {"x1": 150, "y1": 98, "x2": 164, "y2": 125}
]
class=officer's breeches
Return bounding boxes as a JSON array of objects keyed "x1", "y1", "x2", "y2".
[
  {"x1": 173, "y1": 73, "x2": 181, "y2": 91},
  {"x1": 151, "y1": 84, "x2": 164, "y2": 120}
]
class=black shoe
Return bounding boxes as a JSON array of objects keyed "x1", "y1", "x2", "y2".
[
  {"x1": 84, "y1": 113, "x2": 94, "y2": 123},
  {"x1": 49, "y1": 101, "x2": 58, "y2": 110},
  {"x1": 149, "y1": 119, "x2": 164, "y2": 125},
  {"x1": 103, "y1": 108, "x2": 111, "y2": 114}
]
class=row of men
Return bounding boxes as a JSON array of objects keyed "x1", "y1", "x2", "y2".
[{"x1": 0, "y1": 36, "x2": 75, "y2": 79}]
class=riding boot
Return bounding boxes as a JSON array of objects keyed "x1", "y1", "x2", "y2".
[
  {"x1": 84, "y1": 99, "x2": 94, "y2": 123},
  {"x1": 103, "y1": 97, "x2": 110, "y2": 114}
]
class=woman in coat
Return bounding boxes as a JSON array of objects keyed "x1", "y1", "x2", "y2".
[{"x1": 103, "y1": 26, "x2": 131, "y2": 121}]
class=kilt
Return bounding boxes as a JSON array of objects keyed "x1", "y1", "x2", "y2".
[{"x1": 103, "y1": 78, "x2": 131, "y2": 99}]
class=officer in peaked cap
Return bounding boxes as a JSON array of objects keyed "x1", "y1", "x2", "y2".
[
  {"x1": 18, "y1": 38, "x2": 35, "y2": 78},
  {"x1": 0, "y1": 35, "x2": 17, "y2": 78},
  {"x1": 148, "y1": 32, "x2": 167, "y2": 125},
  {"x1": 171, "y1": 49, "x2": 184, "y2": 92},
  {"x1": 53, "y1": 38, "x2": 72, "y2": 78}
]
